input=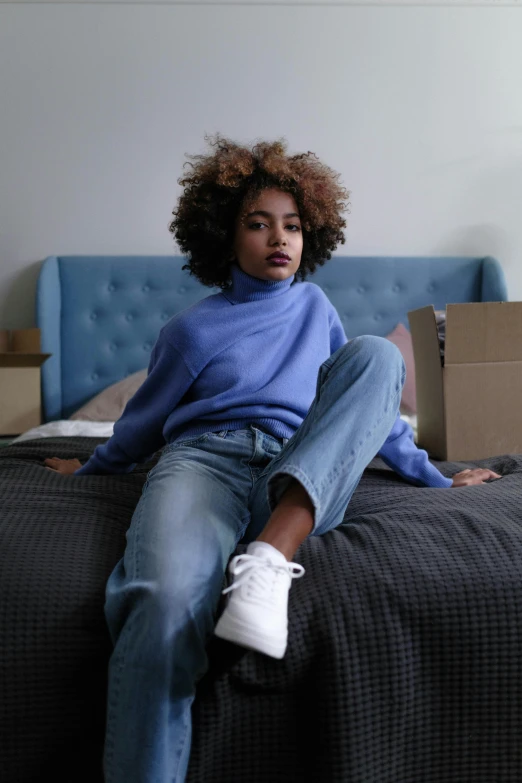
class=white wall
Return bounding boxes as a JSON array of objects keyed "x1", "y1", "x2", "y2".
[{"x1": 1, "y1": 2, "x2": 521, "y2": 328}]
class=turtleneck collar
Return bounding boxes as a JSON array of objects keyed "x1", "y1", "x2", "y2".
[{"x1": 222, "y1": 263, "x2": 296, "y2": 305}]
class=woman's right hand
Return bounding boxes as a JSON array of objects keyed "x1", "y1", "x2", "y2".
[{"x1": 44, "y1": 457, "x2": 82, "y2": 475}]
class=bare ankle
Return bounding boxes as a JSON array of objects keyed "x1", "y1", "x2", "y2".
[{"x1": 256, "y1": 478, "x2": 314, "y2": 560}]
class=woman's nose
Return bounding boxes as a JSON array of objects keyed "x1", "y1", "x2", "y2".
[{"x1": 270, "y1": 227, "x2": 286, "y2": 245}]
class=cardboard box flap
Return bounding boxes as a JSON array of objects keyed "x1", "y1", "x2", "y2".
[
  {"x1": 0, "y1": 353, "x2": 51, "y2": 368},
  {"x1": 0, "y1": 328, "x2": 43, "y2": 353},
  {"x1": 407, "y1": 305, "x2": 446, "y2": 458},
  {"x1": 445, "y1": 302, "x2": 522, "y2": 364},
  {"x1": 11, "y1": 328, "x2": 42, "y2": 353}
]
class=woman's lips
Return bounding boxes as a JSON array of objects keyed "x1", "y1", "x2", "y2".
[{"x1": 268, "y1": 259, "x2": 290, "y2": 266}]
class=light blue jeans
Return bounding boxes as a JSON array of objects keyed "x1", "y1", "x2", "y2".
[{"x1": 103, "y1": 336, "x2": 405, "y2": 783}]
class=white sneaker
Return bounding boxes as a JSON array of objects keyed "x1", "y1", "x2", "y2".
[{"x1": 214, "y1": 541, "x2": 305, "y2": 659}]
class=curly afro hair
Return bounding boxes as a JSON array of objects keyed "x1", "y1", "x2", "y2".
[{"x1": 169, "y1": 133, "x2": 350, "y2": 289}]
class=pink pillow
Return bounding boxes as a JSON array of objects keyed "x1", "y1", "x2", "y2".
[
  {"x1": 69, "y1": 369, "x2": 147, "y2": 421},
  {"x1": 385, "y1": 323, "x2": 416, "y2": 414}
]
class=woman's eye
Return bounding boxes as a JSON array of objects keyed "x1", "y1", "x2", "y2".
[{"x1": 248, "y1": 222, "x2": 301, "y2": 231}]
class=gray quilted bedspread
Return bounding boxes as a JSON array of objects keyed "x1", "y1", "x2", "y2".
[{"x1": 1, "y1": 437, "x2": 521, "y2": 782}]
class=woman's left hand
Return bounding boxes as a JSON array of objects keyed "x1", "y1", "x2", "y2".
[
  {"x1": 44, "y1": 456, "x2": 82, "y2": 475},
  {"x1": 451, "y1": 468, "x2": 502, "y2": 487}
]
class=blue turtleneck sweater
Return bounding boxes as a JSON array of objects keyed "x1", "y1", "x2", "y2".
[{"x1": 75, "y1": 263, "x2": 452, "y2": 487}]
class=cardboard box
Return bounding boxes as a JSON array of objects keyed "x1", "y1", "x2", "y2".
[
  {"x1": 408, "y1": 302, "x2": 522, "y2": 461},
  {"x1": 0, "y1": 328, "x2": 51, "y2": 435}
]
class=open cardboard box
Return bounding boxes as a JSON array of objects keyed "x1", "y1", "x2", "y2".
[
  {"x1": 408, "y1": 302, "x2": 522, "y2": 461},
  {"x1": 0, "y1": 328, "x2": 51, "y2": 435}
]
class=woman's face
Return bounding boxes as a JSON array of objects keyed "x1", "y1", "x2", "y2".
[{"x1": 232, "y1": 188, "x2": 303, "y2": 282}]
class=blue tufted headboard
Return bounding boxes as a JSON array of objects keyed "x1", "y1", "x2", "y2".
[{"x1": 36, "y1": 255, "x2": 507, "y2": 422}]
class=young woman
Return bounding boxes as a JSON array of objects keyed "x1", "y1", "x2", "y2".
[{"x1": 45, "y1": 135, "x2": 499, "y2": 783}]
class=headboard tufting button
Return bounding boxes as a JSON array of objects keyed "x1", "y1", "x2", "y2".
[
  {"x1": 91, "y1": 372, "x2": 98, "y2": 380},
  {"x1": 108, "y1": 284, "x2": 116, "y2": 293},
  {"x1": 126, "y1": 313, "x2": 134, "y2": 321},
  {"x1": 90, "y1": 312, "x2": 97, "y2": 320},
  {"x1": 142, "y1": 285, "x2": 150, "y2": 293},
  {"x1": 357, "y1": 286, "x2": 366, "y2": 294}
]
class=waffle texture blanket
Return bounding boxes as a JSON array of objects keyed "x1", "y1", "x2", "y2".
[{"x1": 1, "y1": 437, "x2": 521, "y2": 782}]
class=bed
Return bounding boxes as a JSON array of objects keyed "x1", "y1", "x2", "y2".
[{"x1": 2, "y1": 254, "x2": 521, "y2": 783}]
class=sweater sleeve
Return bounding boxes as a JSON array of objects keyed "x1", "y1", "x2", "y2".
[
  {"x1": 378, "y1": 415, "x2": 453, "y2": 488},
  {"x1": 74, "y1": 333, "x2": 195, "y2": 476}
]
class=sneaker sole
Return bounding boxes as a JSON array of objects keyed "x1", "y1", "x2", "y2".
[{"x1": 214, "y1": 612, "x2": 287, "y2": 659}]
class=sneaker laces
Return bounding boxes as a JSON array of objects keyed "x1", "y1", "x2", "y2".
[{"x1": 222, "y1": 553, "x2": 305, "y2": 597}]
